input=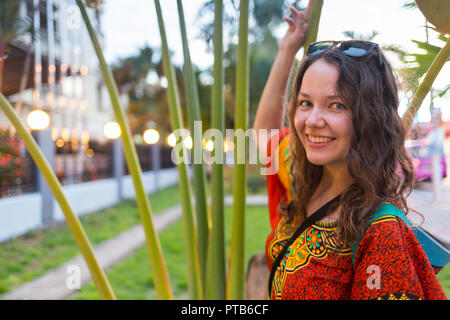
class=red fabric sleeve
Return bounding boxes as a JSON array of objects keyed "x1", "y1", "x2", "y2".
[
  {"x1": 265, "y1": 127, "x2": 291, "y2": 231},
  {"x1": 351, "y1": 217, "x2": 447, "y2": 300},
  {"x1": 265, "y1": 230, "x2": 275, "y2": 270}
]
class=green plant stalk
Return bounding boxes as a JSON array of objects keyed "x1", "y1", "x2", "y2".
[
  {"x1": 0, "y1": 93, "x2": 115, "y2": 300},
  {"x1": 303, "y1": 0, "x2": 324, "y2": 57},
  {"x1": 402, "y1": 37, "x2": 450, "y2": 131},
  {"x1": 206, "y1": 0, "x2": 226, "y2": 300},
  {"x1": 176, "y1": 0, "x2": 210, "y2": 289},
  {"x1": 75, "y1": 0, "x2": 173, "y2": 300},
  {"x1": 154, "y1": 0, "x2": 203, "y2": 300},
  {"x1": 226, "y1": 0, "x2": 249, "y2": 300}
]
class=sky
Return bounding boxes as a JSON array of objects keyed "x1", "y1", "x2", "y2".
[{"x1": 99, "y1": 0, "x2": 449, "y2": 122}]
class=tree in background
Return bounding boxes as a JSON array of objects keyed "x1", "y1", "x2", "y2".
[
  {"x1": 0, "y1": 0, "x2": 29, "y2": 92},
  {"x1": 111, "y1": 47, "x2": 165, "y2": 135},
  {"x1": 399, "y1": 35, "x2": 449, "y2": 104},
  {"x1": 195, "y1": 0, "x2": 303, "y2": 128},
  {"x1": 401, "y1": 0, "x2": 450, "y2": 130},
  {"x1": 111, "y1": 46, "x2": 215, "y2": 137},
  {"x1": 388, "y1": 2, "x2": 449, "y2": 122}
]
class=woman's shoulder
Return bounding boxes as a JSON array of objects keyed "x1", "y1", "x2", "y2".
[
  {"x1": 357, "y1": 211, "x2": 416, "y2": 258},
  {"x1": 352, "y1": 206, "x2": 422, "y2": 278},
  {"x1": 352, "y1": 213, "x2": 446, "y2": 300},
  {"x1": 357, "y1": 203, "x2": 414, "y2": 250}
]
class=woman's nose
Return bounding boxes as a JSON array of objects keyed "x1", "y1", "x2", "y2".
[{"x1": 305, "y1": 107, "x2": 326, "y2": 128}]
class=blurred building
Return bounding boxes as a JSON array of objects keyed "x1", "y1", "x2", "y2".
[
  {"x1": 0, "y1": 1, "x2": 180, "y2": 242},
  {"x1": 0, "y1": 0, "x2": 119, "y2": 197}
]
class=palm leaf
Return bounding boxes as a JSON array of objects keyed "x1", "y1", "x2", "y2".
[
  {"x1": 400, "y1": 37, "x2": 449, "y2": 92},
  {"x1": 226, "y1": 0, "x2": 249, "y2": 300},
  {"x1": 0, "y1": 0, "x2": 28, "y2": 43},
  {"x1": 402, "y1": 37, "x2": 450, "y2": 131},
  {"x1": 154, "y1": 0, "x2": 203, "y2": 300},
  {"x1": 176, "y1": 0, "x2": 210, "y2": 290},
  {"x1": 76, "y1": 0, "x2": 173, "y2": 300},
  {"x1": 206, "y1": 0, "x2": 226, "y2": 300}
]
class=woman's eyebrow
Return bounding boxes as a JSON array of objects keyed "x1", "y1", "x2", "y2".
[
  {"x1": 298, "y1": 91, "x2": 310, "y2": 97},
  {"x1": 298, "y1": 92, "x2": 341, "y2": 100}
]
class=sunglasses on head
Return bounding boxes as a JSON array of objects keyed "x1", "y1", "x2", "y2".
[{"x1": 306, "y1": 40, "x2": 384, "y2": 68}]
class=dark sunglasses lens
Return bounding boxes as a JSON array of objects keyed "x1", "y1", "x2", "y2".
[
  {"x1": 307, "y1": 42, "x2": 335, "y2": 55},
  {"x1": 341, "y1": 42, "x2": 374, "y2": 57}
]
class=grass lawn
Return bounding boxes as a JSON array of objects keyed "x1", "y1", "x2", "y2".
[
  {"x1": 437, "y1": 265, "x2": 450, "y2": 297},
  {"x1": 0, "y1": 184, "x2": 181, "y2": 295},
  {"x1": 72, "y1": 205, "x2": 272, "y2": 299}
]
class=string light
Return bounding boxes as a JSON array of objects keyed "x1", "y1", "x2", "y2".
[
  {"x1": 143, "y1": 128, "x2": 160, "y2": 144},
  {"x1": 183, "y1": 136, "x2": 193, "y2": 150},
  {"x1": 80, "y1": 65, "x2": 88, "y2": 76},
  {"x1": 61, "y1": 127, "x2": 70, "y2": 142},
  {"x1": 26, "y1": 110, "x2": 50, "y2": 130},
  {"x1": 103, "y1": 122, "x2": 121, "y2": 140},
  {"x1": 81, "y1": 130, "x2": 90, "y2": 146},
  {"x1": 51, "y1": 127, "x2": 58, "y2": 141},
  {"x1": 56, "y1": 139, "x2": 64, "y2": 148},
  {"x1": 205, "y1": 140, "x2": 214, "y2": 152},
  {"x1": 166, "y1": 133, "x2": 176, "y2": 147}
]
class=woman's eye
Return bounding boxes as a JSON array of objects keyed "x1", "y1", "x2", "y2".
[
  {"x1": 299, "y1": 100, "x2": 312, "y2": 108},
  {"x1": 330, "y1": 102, "x2": 346, "y2": 110}
]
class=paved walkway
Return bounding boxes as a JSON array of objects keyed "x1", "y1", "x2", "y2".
[
  {"x1": 408, "y1": 181, "x2": 450, "y2": 247},
  {"x1": 2, "y1": 190, "x2": 448, "y2": 300}
]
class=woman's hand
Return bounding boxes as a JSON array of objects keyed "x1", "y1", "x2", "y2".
[
  {"x1": 253, "y1": 1, "x2": 314, "y2": 149},
  {"x1": 279, "y1": 0, "x2": 313, "y2": 56}
]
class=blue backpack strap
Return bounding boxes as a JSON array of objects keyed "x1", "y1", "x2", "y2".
[
  {"x1": 411, "y1": 224, "x2": 450, "y2": 268},
  {"x1": 352, "y1": 203, "x2": 409, "y2": 264}
]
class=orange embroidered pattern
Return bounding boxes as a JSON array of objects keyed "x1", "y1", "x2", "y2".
[{"x1": 269, "y1": 220, "x2": 352, "y2": 299}]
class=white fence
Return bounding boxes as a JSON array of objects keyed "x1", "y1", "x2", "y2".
[{"x1": 0, "y1": 168, "x2": 179, "y2": 242}]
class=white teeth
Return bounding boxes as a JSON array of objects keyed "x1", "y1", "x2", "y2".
[{"x1": 307, "y1": 135, "x2": 334, "y2": 143}]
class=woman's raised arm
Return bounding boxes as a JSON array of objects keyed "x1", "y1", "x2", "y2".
[{"x1": 253, "y1": 2, "x2": 312, "y2": 151}]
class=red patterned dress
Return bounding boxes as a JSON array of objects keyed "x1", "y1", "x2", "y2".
[{"x1": 265, "y1": 128, "x2": 447, "y2": 300}]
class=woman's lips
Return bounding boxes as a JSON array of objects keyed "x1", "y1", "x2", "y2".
[{"x1": 305, "y1": 134, "x2": 336, "y2": 147}]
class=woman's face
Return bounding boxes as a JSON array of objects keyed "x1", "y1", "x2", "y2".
[{"x1": 294, "y1": 59, "x2": 354, "y2": 168}]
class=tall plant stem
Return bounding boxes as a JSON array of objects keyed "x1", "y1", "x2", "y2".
[
  {"x1": 75, "y1": 0, "x2": 173, "y2": 300},
  {"x1": 226, "y1": 0, "x2": 249, "y2": 300},
  {"x1": 206, "y1": 0, "x2": 226, "y2": 300},
  {"x1": 402, "y1": 37, "x2": 450, "y2": 131},
  {"x1": 0, "y1": 93, "x2": 115, "y2": 300},
  {"x1": 154, "y1": 0, "x2": 203, "y2": 300},
  {"x1": 176, "y1": 0, "x2": 210, "y2": 289},
  {"x1": 303, "y1": 0, "x2": 324, "y2": 57}
]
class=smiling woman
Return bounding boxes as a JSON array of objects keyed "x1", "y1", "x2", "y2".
[
  {"x1": 254, "y1": 1, "x2": 447, "y2": 300},
  {"x1": 265, "y1": 45, "x2": 447, "y2": 300}
]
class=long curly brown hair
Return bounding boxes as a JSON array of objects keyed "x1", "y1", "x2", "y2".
[{"x1": 283, "y1": 47, "x2": 415, "y2": 248}]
